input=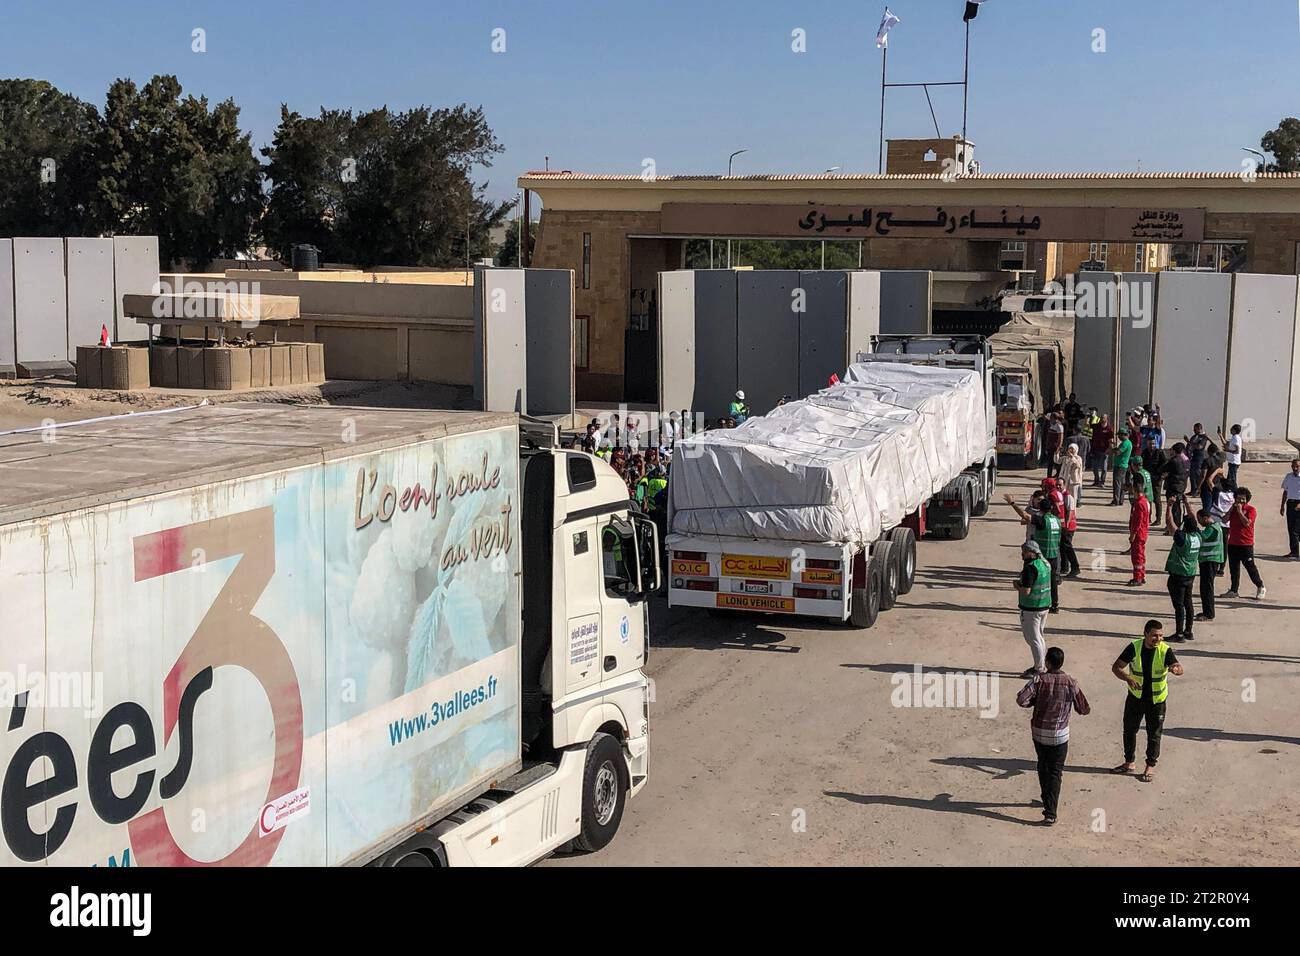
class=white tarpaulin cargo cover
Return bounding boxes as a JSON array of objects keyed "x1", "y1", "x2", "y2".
[{"x1": 669, "y1": 362, "x2": 986, "y2": 547}]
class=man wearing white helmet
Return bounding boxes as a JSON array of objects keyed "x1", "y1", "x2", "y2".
[{"x1": 729, "y1": 389, "x2": 750, "y2": 425}]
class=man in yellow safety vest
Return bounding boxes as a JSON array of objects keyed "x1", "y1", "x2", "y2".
[{"x1": 1110, "y1": 619, "x2": 1184, "y2": 783}]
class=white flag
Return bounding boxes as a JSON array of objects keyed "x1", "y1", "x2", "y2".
[{"x1": 876, "y1": 6, "x2": 900, "y2": 48}]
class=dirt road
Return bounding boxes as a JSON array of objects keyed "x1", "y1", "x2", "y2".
[{"x1": 554, "y1": 466, "x2": 1300, "y2": 866}]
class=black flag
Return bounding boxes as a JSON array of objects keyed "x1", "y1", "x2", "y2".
[{"x1": 963, "y1": 1, "x2": 984, "y2": 21}]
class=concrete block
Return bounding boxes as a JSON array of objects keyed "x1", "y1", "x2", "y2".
[
  {"x1": 0, "y1": 239, "x2": 14, "y2": 378},
  {"x1": 65, "y1": 238, "x2": 115, "y2": 362},
  {"x1": 13, "y1": 237, "x2": 67, "y2": 365},
  {"x1": 112, "y1": 236, "x2": 159, "y2": 342}
]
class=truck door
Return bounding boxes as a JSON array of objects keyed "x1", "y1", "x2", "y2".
[
  {"x1": 597, "y1": 516, "x2": 647, "y2": 683},
  {"x1": 562, "y1": 517, "x2": 604, "y2": 696}
]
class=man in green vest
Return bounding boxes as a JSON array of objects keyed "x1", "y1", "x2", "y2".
[
  {"x1": 729, "y1": 390, "x2": 750, "y2": 425},
  {"x1": 1164, "y1": 514, "x2": 1202, "y2": 642},
  {"x1": 1012, "y1": 540, "x2": 1052, "y2": 677},
  {"x1": 1194, "y1": 509, "x2": 1225, "y2": 622},
  {"x1": 1005, "y1": 490, "x2": 1062, "y2": 613},
  {"x1": 1111, "y1": 619, "x2": 1183, "y2": 783}
]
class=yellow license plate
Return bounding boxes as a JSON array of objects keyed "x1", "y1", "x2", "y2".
[
  {"x1": 671, "y1": 559, "x2": 710, "y2": 576},
  {"x1": 720, "y1": 554, "x2": 790, "y2": 580},
  {"x1": 716, "y1": 593, "x2": 796, "y2": 612},
  {"x1": 801, "y1": 569, "x2": 842, "y2": 585}
]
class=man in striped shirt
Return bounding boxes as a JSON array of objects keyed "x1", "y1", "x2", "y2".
[{"x1": 1015, "y1": 646, "x2": 1091, "y2": 826}]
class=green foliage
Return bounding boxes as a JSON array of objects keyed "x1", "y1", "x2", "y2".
[
  {"x1": 262, "y1": 104, "x2": 512, "y2": 268},
  {"x1": 496, "y1": 218, "x2": 535, "y2": 266},
  {"x1": 0, "y1": 76, "x2": 509, "y2": 269},
  {"x1": 0, "y1": 79, "x2": 110, "y2": 236},
  {"x1": 684, "y1": 238, "x2": 862, "y2": 270},
  {"x1": 1260, "y1": 118, "x2": 1300, "y2": 172}
]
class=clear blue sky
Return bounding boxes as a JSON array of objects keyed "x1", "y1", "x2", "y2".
[{"x1": 4, "y1": 0, "x2": 1299, "y2": 204}]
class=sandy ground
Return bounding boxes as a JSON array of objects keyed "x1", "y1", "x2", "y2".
[{"x1": 553, "y1": 464, "x2": 1300, "y2": 867}]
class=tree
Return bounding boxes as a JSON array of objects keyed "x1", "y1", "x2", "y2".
[
  {"x1": 0, "y1": 79, "x2": 110, "y2": 236},
  {"x1": 99, "y1": 75, "x2": 263, "y2": 267},
  {"x1": 262, "y1": 103, "x2": 511, "y2": 267},
  {"x1": 1260, "y1": 118, "x2": 1300, "y2": 172},
  {"x1": 495, "y1": 218, "x2": 534, "y2": 266}
]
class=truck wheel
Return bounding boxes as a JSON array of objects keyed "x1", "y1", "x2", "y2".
[
  {"x1": 949, "y1": 486, "x2": 973, "y2": 541},
  {"x1": 848, "y1": 571, "x2": 881, "y2": 628},
  {"x1": 574, "y1": 732, "x2": 628, "y2": 852},
  {"x1": 888, "y1": 527, "x2": 917, "y2": 594},
  {"x1": 876, "y1": 540, "x2": 899, "y2": 610}
]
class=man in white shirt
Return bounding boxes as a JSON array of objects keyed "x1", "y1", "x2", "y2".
[
  {"x1": 1281, "y1": 459, "x2": 1300, "y2": 560},
  {"x1": 1218, "y1": 424, "x2": 1243, "y2": 488}
]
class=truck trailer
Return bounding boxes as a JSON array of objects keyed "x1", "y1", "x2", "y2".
[
  {"x1": 0, "y1": 403, "x2": 658, "y2": 867},
  {"x1": 666, "y1": 335, "x2": 997, "y2": 628},
  {"x1": 987, "y1": 311, "x2": 1076, "y2": 469}
]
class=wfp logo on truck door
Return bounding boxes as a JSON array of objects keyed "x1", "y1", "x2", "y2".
[{"x1": 0, "y1": 507, "x2": 305, "y2": 865}]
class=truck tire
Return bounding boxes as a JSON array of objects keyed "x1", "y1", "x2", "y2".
[
  {"x1": 876, "y1": 540, "x2": 899, "y2": 610},
  {"x1": 888, "y1": 526, "x2": 917, "y2": 594},
  {"x1": 574, "y1": 732, "x2": 628, "y2": 852},
  {"x1": 950, "y1": 484, "x2": 973, "y2": 541},
  {"x1": 848, "y1": 572, "x2": 881, "y2": 629}
]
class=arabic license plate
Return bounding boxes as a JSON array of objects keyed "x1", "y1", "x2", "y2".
[
  {"x1": 739, "y1": 581, "x2": 773, "y2": 594},
  {"x1": 720, "y1": 553, "x2": 790, "y2": 580}
]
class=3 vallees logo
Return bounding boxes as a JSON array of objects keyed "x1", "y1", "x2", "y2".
[{"x1": 2, "y1": 508, "x2": 306, "y2": 866}]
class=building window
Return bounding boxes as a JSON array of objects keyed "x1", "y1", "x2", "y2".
[
  {"x1": 1134, "y1": 243, "x2": 1144, "y2": 271},
  {"x1": 575, "y1": 315, "x2": 590, "y2": 370},
  {"x1": 582, "y1": 232, "x2": 591, "y2": 290}
]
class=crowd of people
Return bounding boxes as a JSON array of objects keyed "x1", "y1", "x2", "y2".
[{"x1": 1005, "y1": 396, "x2": 1300, "y2": 823}]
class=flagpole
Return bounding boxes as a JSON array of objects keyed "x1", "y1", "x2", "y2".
[
  {"x1": 961, "y1": 19, "x2": 970, "y2": 146},
  {"x1": 878, "y1": 43, "x2": 888, "y2": 174}
]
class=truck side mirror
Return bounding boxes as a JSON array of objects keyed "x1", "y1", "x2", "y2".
[{"x1": 633, "y1": 514, "x2": 662, "y2": 595}]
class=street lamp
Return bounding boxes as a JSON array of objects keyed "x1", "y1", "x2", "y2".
[
  {"x1": 1241, "y1": 147, "x2": 1266, "y2": 172},
  {"x1": 726, "y1": 149, "x2": 748, "y2": 268}
]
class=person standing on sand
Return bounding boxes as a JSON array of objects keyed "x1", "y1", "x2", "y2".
[
  {"x1": 1016, "y1": 646, "x2": 1090, "y2": 827},
  {"x1": 1111, "y1": 620, "x2": 1183, "y2": 784}
]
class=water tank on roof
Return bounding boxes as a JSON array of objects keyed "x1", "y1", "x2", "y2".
[{"x1": 292, "y1": 244, "x2": 320, "y2": 272}]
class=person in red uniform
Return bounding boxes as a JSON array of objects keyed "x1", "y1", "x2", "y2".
[
  {"x1": 1127, "y1": 484, "x2": 1151, "y2": 586},
  {"x1": 1224, "y1": 487, "x2": 1266, "y2": 600}
]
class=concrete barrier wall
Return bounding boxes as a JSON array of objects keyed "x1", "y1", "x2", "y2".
[
  {"x1": 1152, "y1": 272, "x2": 1233, "y2": 439},
  {"x1": 65, "y1": 238, "x2": 115, "y2": 359},
  {"x1": 657, "y1": 270, "x2": 697, "y2": 416},
  {"x1": 1118, "y1": 272, "x2": 1156, "y2": 415},
  {"x1": 0, "y1": 240, "x2": 14, "y2": 377},
  {"x1": 1225, "y1": 273, "x2": 1298, "y2": 442},
  {"x1": 797, "y1": 271, "x2": 848, "y2": 397},
  {"x1": 692, "y1": 271, "x2": 739, "y2": 419},
  {"x1": 737, "y1": 271, "x2": 801, "y2": 414},
  {"x1": 475, "y1": 269, "x2": 527, "y2": 413},
  {"x1": 658, "y1": 269, "x2": 889, "y2": 419},
  {"x1": 847, "y1": 270, "x2": 882, "y2": 361},
  {"x1": 111, "y1": 236, "x2": 160, "y2": 342},
  {"x1": 523, "y1": 268, "x2": 575, "y2": 418},
  {"x1": 879, "y1": 270, "x2": 932, "y2": 334},
  {"x1": 1072, "y1": 272, "x2": 1120, "y2": 420},
  {"x1": 12, "y1": 238, "x2": 67, "y2": 367}
]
